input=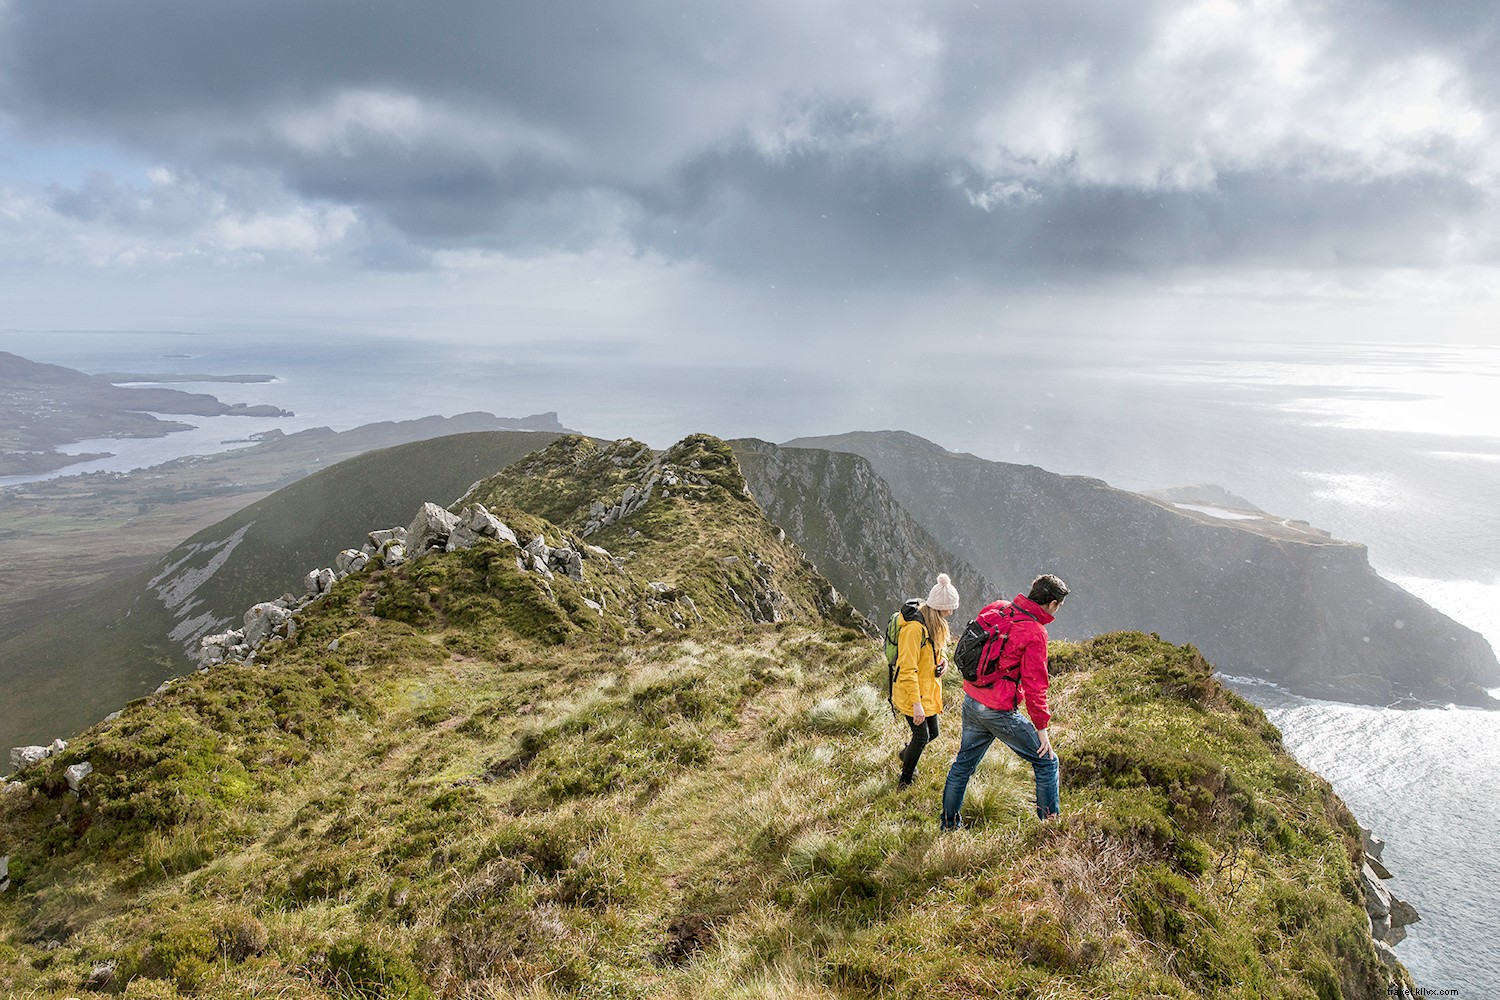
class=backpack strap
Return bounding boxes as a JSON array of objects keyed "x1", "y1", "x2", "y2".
[
  {"x1": 887, "y1": 600, "x2": 926, "y2": 717},
  {"x1": 892, "y1": 610, "x2": 932, "y2": 681}
]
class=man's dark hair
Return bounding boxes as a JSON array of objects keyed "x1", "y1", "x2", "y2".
[{"x1": 1028, "y1": 574, "x2": 1070, "y2": 606}]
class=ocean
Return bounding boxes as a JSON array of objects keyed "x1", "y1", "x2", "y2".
[{"x1": 5, "y1": 328, "x2": 1498, "y2": 990}]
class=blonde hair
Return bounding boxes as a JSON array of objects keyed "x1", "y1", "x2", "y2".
[{"x1": 920, "y1": 603, "x2": 951, "y2": 654}]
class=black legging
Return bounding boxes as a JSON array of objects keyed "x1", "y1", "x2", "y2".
[{"x1": 899, "y1": 714, "x2": 940, "y2": 786}]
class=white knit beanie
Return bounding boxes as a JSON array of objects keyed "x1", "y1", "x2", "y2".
[{"x1": 926, "y1": 573, "x2": 960, "y2": 611}]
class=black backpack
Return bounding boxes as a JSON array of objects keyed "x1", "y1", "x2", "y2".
[
  {"x1": 884, "y1": 599, "x2": 926, "y2": 706},
  {"x1": 952, "y1": 602, "x2": 1038, "y2": 687}
]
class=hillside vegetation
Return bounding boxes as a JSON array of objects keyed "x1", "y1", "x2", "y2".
[
  {"x1": 0, "y1": 429, "x2": 566, "y2": 754},
  {"x1": 0, "y1": 435, "x2": 1410, "y2": 999}
]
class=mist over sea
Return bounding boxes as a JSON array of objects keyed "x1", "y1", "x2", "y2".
[{"x1": 7, "y1": 329, "x2": 1499, "y2": 989}]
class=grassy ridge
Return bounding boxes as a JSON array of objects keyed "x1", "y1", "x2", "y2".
[
  {"x1": 0, "y1": 434, "x2": 1410, "y2": 998},
  {"x1": 0, "y1": 618, "x2": 1404, "y2": 997}
]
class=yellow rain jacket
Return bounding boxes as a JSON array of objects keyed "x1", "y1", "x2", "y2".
[{"x1": 891, "y1": 617, "x2": 943, "y2": 719}]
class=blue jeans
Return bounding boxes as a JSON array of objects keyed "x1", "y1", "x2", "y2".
[{"x1": 941, "y1": 696, "x2": 1059, "y2": 827}]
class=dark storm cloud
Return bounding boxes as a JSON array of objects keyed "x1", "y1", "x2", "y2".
[{"x1": 1, "y1": 0, "x2": 1495, "y2": 286}]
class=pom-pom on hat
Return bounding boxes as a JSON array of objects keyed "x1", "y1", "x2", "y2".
[{"x1": 926, "y1": 573, "x2": 960, "y2": 611}]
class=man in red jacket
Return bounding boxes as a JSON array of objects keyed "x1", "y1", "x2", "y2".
[{"x1": 940, "y1": 573, "x2": 1069, "y2": 828}]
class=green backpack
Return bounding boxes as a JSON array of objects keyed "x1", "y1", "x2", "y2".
[{"x1": 885, "y1": 598, "x2": 927, "y2": 708}]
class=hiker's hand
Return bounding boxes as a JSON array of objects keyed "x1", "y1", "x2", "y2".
[
  {"x1": 1036, "y1": 728, "x2": 1055, "y2": 759},
  {"x1": 913, "y1": 703, "x2": 926, "y2": 725},
  {"x1": 934, "y1": 659, "x2": 946, "y2": 678}
]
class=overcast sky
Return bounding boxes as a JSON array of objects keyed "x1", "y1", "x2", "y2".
[{"x1": 1, "y1": 0, "x2": 1497, "y2": 353}]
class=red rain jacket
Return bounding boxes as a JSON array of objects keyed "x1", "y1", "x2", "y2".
[{"x1": 962, "y1": 594, "x2": 1056, "y2": 730}]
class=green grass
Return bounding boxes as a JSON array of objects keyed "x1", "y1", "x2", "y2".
[{"x1": 0, "y1": 435, "x2": 1414, "y2": 999}]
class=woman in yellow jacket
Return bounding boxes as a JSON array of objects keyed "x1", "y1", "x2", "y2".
[{"x1": 893, "y1": 573, "x2": 960, "y2": 788}]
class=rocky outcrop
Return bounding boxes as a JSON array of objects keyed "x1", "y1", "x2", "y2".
[
  {"x1": 197, "y1": 501, "x2": 530, "y2": 669},
  {"x1": 1360, "y1": 825, "x2": 1420, "y2": 964}
]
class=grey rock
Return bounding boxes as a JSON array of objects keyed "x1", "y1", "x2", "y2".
[
  {"x1": 335, "y1": 549, "x2": 368, "y2": 575},
  {"x1": 381, "y1": 541, "x2": 407, "y2": 566},
  {"x1": 88, "y1": 961, "x2": 117, "y2": 989},
  {"x1": 9, "y1": 745, "x2": 51, "y2": 772},
  {"x1": 1372, "y1": 939, "x2": 1400, "y2": 971},
  {"x1": 446, "y1": 524, "x2": 482, "y2": 552},
  {"x1": 1361, "y1": 862, "x2": 1391, "y2": 919},
  {"x1": 0, "y1": 853, "x2": 7, "y2": 893},
  {"x1": 462, "y1": 504, "x2": 518, "y2": 545},
  {"x1": 64, "y1": 761, "x2": 93, "y2": 793},
  {"x1": 368, "y1": 527, "x2": 407, "y2": 548},
  {"x1": 1367, "y1": 853, "x2": 1393, "y2": 879},
  {"x1": 408, "y1": 502, "x2": 460, "y2": 554},
  {"x1": 244, "y1": 602, "x2": 293, "y2": 647},
  {"x1": 550, "y1": 547, "x2": 584, "y2": 581},
  {"x1": 50, "y1": 738, "x2": 67, "y2": 754},
  {"x1": 305, "y1": 567, "x2": 336, "y2": 597},
  {"x1": 1390, "y1": 895, "x2": 1420, "y2": 929},
  {"x1": 523, "y1": 535, "x2": 556, "y2": 577}
]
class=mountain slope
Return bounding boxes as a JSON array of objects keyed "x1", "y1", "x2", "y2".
[
  {"x1": 0, "y1": 430, "x2": 564, "y2": 752},
  {"x1": 0, "y1": 433, "x2": 1414, "y2": 998},
  {"x1": 787, "y1": 430, "x2": 1500, "y2": 707},
  {"x1": 731, "y1": 438, "x2": 992, "y2": 623}
]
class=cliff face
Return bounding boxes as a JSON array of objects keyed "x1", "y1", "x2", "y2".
[
  {"x1": 0, "y1": 433, "x2": 1417, "y2": 998},
  {"x1": 731, "y1": 439, "x2": 992, "y2": 624},
  {"x1": 788, "y1": 430, "x2": 1500, "y2": 706}
]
